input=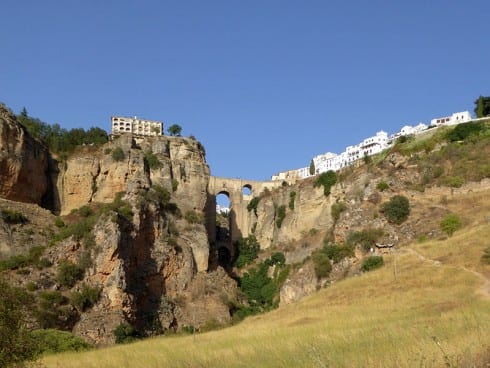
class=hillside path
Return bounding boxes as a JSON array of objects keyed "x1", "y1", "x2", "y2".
[{"x1": 401, "y1": 248, "x2": 490, "y2": 300}]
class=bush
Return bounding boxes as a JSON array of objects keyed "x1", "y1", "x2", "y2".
[
  {"x1": 361, "y1": 256, "x2": 384, "y2": 272},
  {"x1": 441, "y1": 175, "x2": 465, "y2": 188},
  {"x1": 31, "y1": 329, "x2": 93, "y2": 354},
  {"x1": 440, "y1": 214, "x2": 462, "y2": 237},
  {"x1": 57, "y1": 260, "x2": 84, "y2": 288},
  {"x1": 314, "y1": 170, "x2": 337, "y2": 196},
  {"x1": 113, "y1": 323, "x2": 139, "y2": 344},
  {"x1": 71, "y1": 284, "x2": 101, "y2": 311},
  {"x1": 312, "y1": 250, "x2": 332, "y2": 278},
  {"x1": 481, "y1": 247, "x2": 490, "y2": 264},
  {"x1": 380, "y1": 195, "x2": 410, "y2": 224},
  {"x1": 171, "y1": 179, "x2": 179, "y2": 192},
  {"x1": 78, "y1": 205, "x2": 92, "y2": 218},
  {"x1": 376, "y1": 181, "x2": 389, "y2": 192},
  {"x1": 111, "y1": 147, "x2": 125, "y2": 162},
  {"x1": 147, "y1": 185, "x2": 170, "y2": 206},
  {"x1": 323, "y1": 243, "x2": 354, "y2": 263},
  {"x1": 446, "y1": 122, "x2": 485, "y2": 142},
  {"x1": 54, "y1": 217, "x2": 65, "y2": 228},
  {"x1": 331, "y1": 201, "x2": 347, "y2": 222},
  {"x1": 184, "y1": 210, "x2": 204, "y2": 224},
  {"x1": 347, "y1": 228, "x2": 384, "y2": 252},
  {"x1": 144, "y1": 150, "x2": 162, "y2": 170},
  {"x1": 275, "y1": 205, "x2": 286, "y2": 228},
  {"x1": 0, "y1": 277, "x2": 37, "y2": 367},
  {"x1": 247, "y1": 197, "x2": 260, "y2": 216},
  {"x1": 266, "y1": 252, "x2": 286, "y2": 266},
  {"x1": 234, "y1": 236, "x2": 260, "y2": 268},
  {"x1": 0, "y1": 246, "x2": 48, "y2": 271},
  {"x1": 288, "y1": 191, "x2": 296, "y2": 210},
  {"x1": 0, "y1": 209, "x2": 28, "y2": 224}
]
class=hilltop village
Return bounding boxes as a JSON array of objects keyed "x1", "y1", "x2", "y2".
[{"x1": 272, "y1": 110, "x2": 472, "y2": 183}]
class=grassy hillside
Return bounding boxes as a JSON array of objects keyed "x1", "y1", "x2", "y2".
[{"x1": 42, "y1": 190, "x2": 490, "y2": 367}]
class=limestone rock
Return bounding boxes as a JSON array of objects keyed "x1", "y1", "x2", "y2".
[{"x1": 0, "y1": 105, "x2": 49, "y2": 205}]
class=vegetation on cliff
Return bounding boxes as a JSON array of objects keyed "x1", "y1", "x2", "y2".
[{"x1": 17, "y1": 108, "x2": 108, "y2": 155}]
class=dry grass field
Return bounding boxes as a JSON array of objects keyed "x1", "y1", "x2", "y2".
[{"x1": 42, "y1": 190, "x2": 490, "y2": 367}]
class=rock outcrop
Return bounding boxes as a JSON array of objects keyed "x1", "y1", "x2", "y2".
[{"x1": 0, "y1": 105, "x2": 49, "y2": 205}]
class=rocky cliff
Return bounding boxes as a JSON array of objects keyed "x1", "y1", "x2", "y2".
[{"x1": 0, "y1": 105, "x2": 49, "y2": 205}]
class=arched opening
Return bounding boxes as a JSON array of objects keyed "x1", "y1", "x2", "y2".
[
  {"x1": 242, "y1": 184, "x2": 252, "y2": 197},
  {"x1": 214, "y1": 191, "x2": 233, "y2": 271}
]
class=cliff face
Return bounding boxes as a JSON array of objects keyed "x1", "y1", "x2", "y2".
[{"x1": 0, "y1": 105, "x2": 49, "y2": 205}]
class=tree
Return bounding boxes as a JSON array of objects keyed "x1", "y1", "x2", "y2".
[
  {"x1": 474, "y1": 96, "x2": 490, "y2": 118},
  {"x1": 309, "y1": 159, "x2": 316, "y2": 176},
  {"x1": 0, "y1": 277, "x2": 38, "y2": 367},
  {"x1": 440, "y1": 214, "x2": 462, "y2": 237},
  {"x1": 380, "y1": 195, "x2": 410, "y2": 224},
  {"x1": 314, "y1": 170, "x2": 337, "y2": 196},
  {"x1": 167, "y1": 124, "x2": 182, "y2": 136}
]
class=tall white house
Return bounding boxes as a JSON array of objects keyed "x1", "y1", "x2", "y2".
[{"x1": 111, "y1": 116, "x2": 163, "y2": 136}]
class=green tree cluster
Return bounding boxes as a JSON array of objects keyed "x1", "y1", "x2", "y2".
[
  {"x1": 360, "y1": 256, "x2": 384, "y2": 272},
  {"x1": 0, "y1": 277, "x2": 37, "y2": 367},
  {"x1": 234, "y1": 235, "x2": 260, "y2": 268},
  {"x1": 167, "y1": 124, "x2": 182, "y2": 136},
  {"x1": 474, "y1": 96, "x2": 490, "y2": 118},
  {"x1": 314, "y1": 170, "x2": 337, "y2": 196},
  {"x1": 17, "y1": 109, "x2": 108, "y2": 154},
  {"x1": 440, "y1": 213, "x2": 462, "y2": 237},
  {"x1": 380, "y1": 195, "x2": 410, "y2": 224}
]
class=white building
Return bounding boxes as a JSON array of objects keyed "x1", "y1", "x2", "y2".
[
  {"x1": 111, "y1": 116, "x2": 163, "y2": 136},
  {"x1": 430, "y1": 111, "x2": 471, "y2": 127},
  {"x1": 216, "y1": 204, "x2": 230, "y2": 215}
]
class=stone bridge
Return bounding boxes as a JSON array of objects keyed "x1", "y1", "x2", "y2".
[{"x1": 205, "y1": 176, "x2": 281, "y2": 245}]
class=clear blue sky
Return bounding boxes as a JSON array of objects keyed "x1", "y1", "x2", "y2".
[{"x1": 1, "y1": 0, "x2": 489, "y2": 181}]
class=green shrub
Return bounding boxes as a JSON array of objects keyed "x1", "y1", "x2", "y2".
[
  {"x1": 104, "y1": 148, "x2": 112, "y2": 155},
  {"x1": 71, "y1": 284, "x2": 101, "y2": 311},
  {"x1": 239, "y1": 262, "x2": 277, "y2": 307},
  {"x1": 26, "y1": 281, "x2": 37, "y2": 292},
  {"x1": 275, "y1": 205, "x2": 286, "y2": 228},
  {"x1": 376, "y1": 181, "x2": 389, "y2": 192},
  {"x1": 347, "y1": 228, "x2": 384, "y2": 252},
  {"x1": 111, "y1": 147, "x2": 125, "y2": 162},
  {"x1": 234, "y1": 236, "x2": 260, "y2": 268},
  {"x1": 247, "y1": 197, "x2": 260, "y2": 216},
  {"x1": 78, "y1": 205, "x2": 92, "y2": 218},
  {"x1": 0, "y1": 276, "x2": 37, "y2": 368},
  {"x1": 184, "y1": 210, "x2": 204, "y2": 224},
  {"x1": 314, "y1": 170, "x2": 337, "y2": 196},
  {"x1": 171, "y1": 179, "x2": 179, "y2": 192},
  {"x1": 311, "y1": 250, "x2": 332, "y2": 278},
  {"x1": 481, "y1": 247, "x2": 490, "y2": 264},
  {"x1": 113, "y1": 323, "x2": 139, "y2": 344},
  {"x1": 266, "y1": 252, "x2": 286, "y2": 266},
  {"x1": 446, "y1": 122, "x2": 485, "y2": 142},
  {"x1": 380, "y1": 195, "x2": 410, "y2": 224},
  {"x1": 289, "y1": 191, "x2": 296, "y2": 210},
  {"x1": 323, "y1": 243, "x2": 354, "y2": 263},
  {"x1": 0, "y1": 209, "x2": 28, "y2": 224},
  {"x1": 147, "y1": 184, "x2": 170, "y2": 206},
  {"x1": 0, "y1": 246, "x2": 48, "y2": 271},
  {"x1": 331, "y1": 201, "x2": 347, "y2": 221},
  {"x1": 441, "y1": 175, "x2": 465, "y2": 188},
  {"x1": 54, "y1": 217, "x2": 65, "y2": 228},
  {"x1": 144, "y1": 150, "x2": 163, "y2": 169},
  {"x1": 361, "y1": 256, "x2": 384, "y2": 272},
  {"x1": 31, "y1": 329, "x2": 93, "y2": 354},
  {"x1": 57, "y1": 260, "x2": 84, "y2": 288},
  {"x1": 440, "y1": 214, "x2": 462, "y2": 237}
]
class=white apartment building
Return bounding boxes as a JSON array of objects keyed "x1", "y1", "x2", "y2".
[
  {"x1": 430, "y1": 111, "x2": 471, "y2": 127},
  {"x1": 111, "y1": 116, "x2": 163, "y2": 136}
]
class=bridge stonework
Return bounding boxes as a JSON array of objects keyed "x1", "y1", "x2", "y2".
[{"x1": 206, "y1": 176, "x2": 281, "y2": 244}]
